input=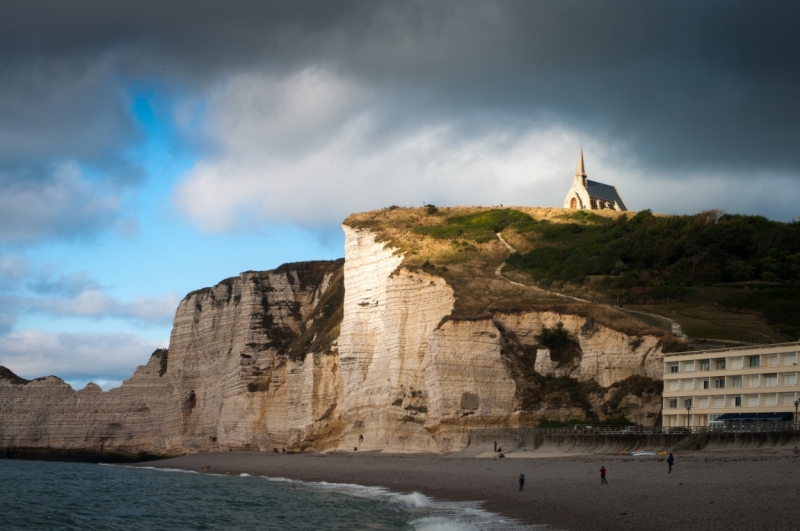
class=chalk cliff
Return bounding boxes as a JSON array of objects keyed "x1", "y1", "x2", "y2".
[
  {"x1": 1, "y1": 209, "x2": 673, "y2": 459},
  {"x1": 0, "y1": 261, "x2": 345, "y2": 459},
  {"x1": 334, "y1": 227, "x2": 666, "y2": 452}
]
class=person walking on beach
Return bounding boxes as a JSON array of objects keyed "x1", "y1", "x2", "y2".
[
  {"x1": 518, "y1": 473, "x2": 525, "y2": 491},
  {"x1": 667, "y1": 452, "x2": 675, "y2": 473},
  {"x1": 599, "y1": 466, "x2": 607, "y2": 484}
]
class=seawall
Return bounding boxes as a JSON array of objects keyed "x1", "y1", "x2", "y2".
[{"x1": 461, "y1": 430, "x2": 800, "y2": 456}]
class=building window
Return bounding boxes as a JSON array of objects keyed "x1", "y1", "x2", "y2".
[
  {"x1": 669, "y1": 363, "x2": 679, "y2": 373},
  {"x1": 701, "y1": 379, "x2": 710, "y2": 390},
  {"x1": 731, "y1": 357, "x2": 743, "y2": 370},
  {"x1": 698, "y1": 396, "x2": 709, "y2": 408},
  {"x1": 684, "y1": 398, "x2": 693, "y2": 408},
  {"x1": 732, "y1": 376, "x2": 742, "y2": 388},
  {"x1": 715, "y1": 359, "x2": 726, "y2": 370},
  {"x1": 749, "y1": 356, "x2": 760, "y2": 368},
  {"x1": 765, "y1": 355, "x2": 778, "y2": 367},
  {"x1": 783, "y1": 373, "x2": 797, "y2": 386},
  {"x1": 684, "y1": 361, "x2": 695, "y2": 372},
  {"x1": 747, "y1": 375, "x2": 759, "y2": 388},
  {"x1": 714, "y1": 377, "x2": 725, "y2": 389},
  {"x1": 781, "y1": 393, "x2": 796, "y2": 406},
  {"x1": 764, "y1": 374, "x2": 778, "y2": 387},
  {"x1": 669, "y1": 399, "x2": 678, "y2": 409},
  {"x1": 700, "y1": 360, "x2": 710, "y2": 371},
  {"x1": 713, "y1": 396, "x2": 725, "y2": 407},
  {"x1": 733, "y1": 396, "x2": 742, "y2": 407},
  {"x1": 746, "y1": 394, "x2": 759, "y2": 406},
  {"x1": 683, "y1": 379, "x2": 694, "y2": 390},
  {"x1": 668, "y1": 380, "x2": 679, "y2": 391},
  {"x1": 783, "y1": 353, "x2": 797, "y2": 366},
  {"x1": 764, "y1": 394, "x2": 777, "y2": 406}
]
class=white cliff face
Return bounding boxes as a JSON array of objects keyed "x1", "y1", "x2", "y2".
[
  {"x1": 424, "y1": 319, "x2": 517, "y2": 452},
  {"x1": 0, "y1": 356, "x2": 172, "y2": 458},
  {"x1": 1, "y1": 227, "x2": 669, "y2": 459},
  {"x1": 494, "y1": 313, "x2": 664, "y2": 388},
  {"x1": 0, "y1": 261, "x2": 344, "y2": 459},
  {"x1": 336, "y1": 227, "x2": 665, "y2": 452},
  {"x1": 338, "y1": 228, "x2": 516, "y2": 453}
]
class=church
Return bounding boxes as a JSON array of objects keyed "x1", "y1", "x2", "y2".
[{"x1": 563, "y1": 149, "x2": 627, "y2": 211}]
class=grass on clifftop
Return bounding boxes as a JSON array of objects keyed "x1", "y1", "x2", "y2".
[
  {"x1": 344, "y1": 206, "x2": 671, "y2": 341},
  {"x1": 345, "y1": 206, "x2": 800, "y2": 344}
]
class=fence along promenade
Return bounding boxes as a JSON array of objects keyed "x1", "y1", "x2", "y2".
[{"x1": 469, "y1": 421, "x2": 799, "y2": 438}]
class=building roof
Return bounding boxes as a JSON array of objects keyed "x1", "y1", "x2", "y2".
[
  {"x1": 663, "y1": 341, "x2": 800, "y2": 358},
  {"x1": 586, "y1": 179, "x2": 627, "y2": 209}
]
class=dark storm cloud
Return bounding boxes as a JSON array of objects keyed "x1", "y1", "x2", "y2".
[{"x1": 2, "y1": 1, "x2": 798, "y2": 214}]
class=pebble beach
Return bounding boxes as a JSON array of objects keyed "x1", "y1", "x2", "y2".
[{"x1": 133, "y1": 448, "x2": 800, "y2": 531}]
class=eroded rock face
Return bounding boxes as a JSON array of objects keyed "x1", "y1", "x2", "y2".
[
  {"x1": 494, "y1": 313, "x2": 664, "y2": 387},
  {"x1": 0, "y1": 261, "x2": 344, "y2": 459},
  {"x1": 335, "y1": 228, "x2": 666, "y2": 453},
  {"x1": 1, "y1": 226, "x2": 669, "y2": 458}
]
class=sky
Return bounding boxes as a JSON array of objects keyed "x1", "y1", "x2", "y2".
[{"x1": 1, "y1": 1, "x2": 799, "y2": 389}]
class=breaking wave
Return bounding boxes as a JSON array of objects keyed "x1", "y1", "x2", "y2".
[{"x1": 262, "y1": 476, "x2": 539, "y2": 530}]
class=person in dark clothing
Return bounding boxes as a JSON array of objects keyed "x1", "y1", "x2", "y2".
[
  {"x1": 667, "y1": 453, "x2": 675, "y2": 473},
  {"x1": 518, "y1": 474, "x2": 525, "y2": 491},
  {"x1": 599, "y1": 466, "x2": 607, "y2": 484},
  {"x1": 494, "y1": 441, "x2": 497, "y2": 452}
]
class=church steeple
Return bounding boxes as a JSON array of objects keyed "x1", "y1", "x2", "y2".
[
  {"x1": 575, "y1": 148, "x2": 586, "y2": 177},
  {"x1": 574, "y1": 148, "x2": 587, "y2": 187}
]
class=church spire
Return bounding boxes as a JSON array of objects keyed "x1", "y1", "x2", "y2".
[{"x1": 575, "y1": 148, "x2": 586, "y2": 177}]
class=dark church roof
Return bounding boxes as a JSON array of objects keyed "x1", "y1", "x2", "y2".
[{"x1": 586, "y1": 180, "x2": 627, "y2": 210}]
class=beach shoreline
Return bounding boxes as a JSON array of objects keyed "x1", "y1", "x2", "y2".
[{"x1": 130, "y1": 448, "x2": 800, "y2": 531}]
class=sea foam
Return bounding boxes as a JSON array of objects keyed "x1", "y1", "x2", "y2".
[{"x1": 265, "y1": 476, "x2": 538, "y2": 530}]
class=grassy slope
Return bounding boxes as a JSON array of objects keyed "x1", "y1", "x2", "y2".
[
  {"x1": 345, "y1": 206, "x2": 674, "y2": 340},
  {"x1": 501, "y1": 209, "x2": 800, "y2": 343}
]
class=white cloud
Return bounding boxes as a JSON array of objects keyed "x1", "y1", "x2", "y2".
[
  {"x1": 174, "y1": 66, "x2": 798, "y2": 233},
  {"x1": 27, "y1": 270, "x2": 102, "y2": 296},
  {"x1": 2, "y1": 290, "x2": 181, "y2": 325},
  {"x1": 0, "y1": 330, "x2": 166, "y2": 386},
  {"x1": 0, "y1": 161, "x2": 131, "y2": 243},
  {"x1": 0, "y1": 259, "x2": 180, "y2": 327},
  {"x1": 624, "y1": 171, "x2": 800, "y2": 222},
  {"x1": 174, "y1": 67, "x2": 616, "y2": 231}
]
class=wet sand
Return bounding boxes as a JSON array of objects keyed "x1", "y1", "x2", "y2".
[{"x1": 133, "y1": 448, "x2": 800, "y2": 530}]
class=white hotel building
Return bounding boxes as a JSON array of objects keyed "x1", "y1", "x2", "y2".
[{"x1": 662, "y1": 342, "x2": 800, "y2": 428}]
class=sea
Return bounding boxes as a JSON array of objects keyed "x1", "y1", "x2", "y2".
[{"x1": 0, "y1": 459, "x2": 535, "y2": 530}]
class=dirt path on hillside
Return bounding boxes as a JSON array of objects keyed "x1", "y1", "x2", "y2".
[{"x1": 493, "y1": 232, "x2": 683, "y2": 337}]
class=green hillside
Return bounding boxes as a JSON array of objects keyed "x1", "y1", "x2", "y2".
[
  {"x1": 346, "y1": 206, "x2": 800, "y2": 344},
  {"x1": 503, "y1": 209, "x2": 800, "y2": 342}
]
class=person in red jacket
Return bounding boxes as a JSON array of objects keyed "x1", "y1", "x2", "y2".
[{"x1": 599, "y1": 466, "x2": 607, "y2": 484}]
